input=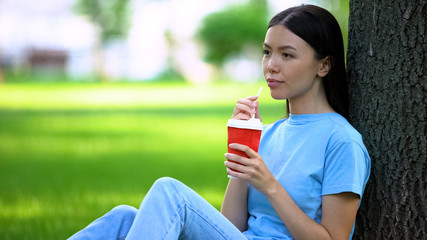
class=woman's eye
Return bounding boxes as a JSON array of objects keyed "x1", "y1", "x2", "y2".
[
  {"x1": 263, "y1": 49, "x2": 270, "y2": 55},
  {"x1": 282, "y1": 53, "x2": 293, "y2": 58}
]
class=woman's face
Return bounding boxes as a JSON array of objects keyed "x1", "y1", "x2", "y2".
[{"x1": 262, "y1": 25, "x2": 324, "y2": 101}]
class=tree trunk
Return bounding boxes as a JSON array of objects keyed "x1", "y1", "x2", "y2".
[
  {"x1": 0, "y1": 65, "x2": 3, "y2": 83},
  {"x1": 94, "y1": 44, "x2": 108, "y2": 82},
  {"x1": 347, "y1": 0, "x2": 426, "y2": 239}
]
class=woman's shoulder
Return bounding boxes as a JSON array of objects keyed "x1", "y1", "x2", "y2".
[{"x1": 326, "y1": 113, "x2": 367, "y2": 151}]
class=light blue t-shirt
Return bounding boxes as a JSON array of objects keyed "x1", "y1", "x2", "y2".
[{"x1": 243, "y1": 113, "x2": 371, "y2": 240}]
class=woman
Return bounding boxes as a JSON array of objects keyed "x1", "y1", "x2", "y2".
[{"x1": 69, "y1": 4, "x2": 370, "y2": 240}]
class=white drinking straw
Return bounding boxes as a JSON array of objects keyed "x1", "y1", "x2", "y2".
[
  {"x1": 252, "y1": 87, "x2": 263, "y2": 118},
  {"x1": 256, "y1": 87, "x2": 263, "y2": 98}
]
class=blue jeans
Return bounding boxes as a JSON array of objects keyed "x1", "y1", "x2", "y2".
[{"x1": 68, "y1": 177, "x2": 247, "y2": 240}]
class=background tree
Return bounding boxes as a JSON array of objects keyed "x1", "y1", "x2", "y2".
[
  {"x1": 154, "y1": 29, "x2": 185, "y2": 82},
  {"x1": 196, "y1": 0, "x2": 268, "y2": 68},
  {"x1": 73, "y1": 0, "x2": 131, "y2": 81},
  {"x1": 0, "y1": 53, "x2": 3, "y2": 83},
  {"x1": 347, "y1": 0, "x2": 426, "y2": 238},
  {"x1": 0, "y1": 0, "x2": 3, "y2": 83}
]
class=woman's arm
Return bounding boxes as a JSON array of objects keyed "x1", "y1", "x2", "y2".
[
  {"x1": 225, "y1": 144, "x2": 360, "y2": 240},
  {"x1": 221, "y1": 179, "x2": 249, "y2": 231},
  {"x1": 221, "y1": 94, "x2": 260, "y2": 231},
  {"x1": 266, "y1": 180, "x2": 360, "y2": 240}
]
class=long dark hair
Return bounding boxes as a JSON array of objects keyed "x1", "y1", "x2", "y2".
[{"x1": 268, "y1": 5, "x2": 349, "y2": 120}]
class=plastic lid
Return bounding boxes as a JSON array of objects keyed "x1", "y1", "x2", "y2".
[{"x1": 227, "y1": 118, "x2": 263, "y2": 130}]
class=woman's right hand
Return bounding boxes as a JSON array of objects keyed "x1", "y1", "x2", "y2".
[{"x1": 232, "y1": 95, "x2": 261, "y2": 120}]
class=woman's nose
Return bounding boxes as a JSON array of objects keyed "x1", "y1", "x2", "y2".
[{"x1": 267, "y1": 57, "x2": 279, "y2": 73}]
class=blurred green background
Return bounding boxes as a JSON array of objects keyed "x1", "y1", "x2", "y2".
[
  {"x1": 0, "y1": 82, "x2": 285, "y2": 238},
  {"x1": 0, "y1": 0, "x2": 348, "y2": 239}
]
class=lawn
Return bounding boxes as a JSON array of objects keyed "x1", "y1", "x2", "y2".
[{"x1": 0, "y1": 82, "x2": 286, "y2": 239}]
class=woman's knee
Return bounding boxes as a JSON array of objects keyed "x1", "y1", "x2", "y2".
[
  {"x1": 152, "y1": 177, "x2": 182, "y2": 190},
  {"x1": 109, "y1": 205, "x2": 137, "y2": 221},
  {"x1": 149, "y1": 177, "x2": 189, "y2": 201}
]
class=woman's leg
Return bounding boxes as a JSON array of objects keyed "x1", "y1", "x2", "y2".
[
  {"x1": 125, "y1": 177, "x2": 247, "y2": 240},
  {"x1": 68, "y1": 205, "x2": 137, "y2": 240},
  {"x1": 69, "y1": 177, "x2": 246, "y2": 240}
]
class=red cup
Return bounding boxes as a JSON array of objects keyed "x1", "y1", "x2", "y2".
[{"x1": 227, "y1": 118, "x2": 263, "y2": 177}]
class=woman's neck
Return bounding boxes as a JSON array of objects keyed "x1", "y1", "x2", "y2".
[{"x1": 288, "y1": 81, "x2": 335, "y2": 115}]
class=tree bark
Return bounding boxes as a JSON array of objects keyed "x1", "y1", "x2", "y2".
[{"x1": 347, "y1": 0, "x2": 426, "y2": 239}]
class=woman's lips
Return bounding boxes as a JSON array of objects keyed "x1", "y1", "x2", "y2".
[{"x1": 267, "y1": 78, "x2": 283, "y2": 88}]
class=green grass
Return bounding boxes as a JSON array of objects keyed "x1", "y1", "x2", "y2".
[{"x1": 0, "y1": 82, "x2": 286, "y2": 239}]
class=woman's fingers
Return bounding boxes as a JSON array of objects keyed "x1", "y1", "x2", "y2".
[
  {"x1": 226, "y1": 167, "x2": 246, "y2": 179},
  {"x1": 245, "y1": 95, "x2": 259, "y2": 101},
  {"x1": 224, "y1": 144, "x2": 259, "y2": 171},
  {"x1": 233, "y1": 104, "x2": 254, "y2": 120},
  {"x1": 224, "y1": 160, "x2": 245, "y2": 172},
  {"x1": 228, "y1": 143, "x2": 258, "y2": 159},
  {"x1": 225, "y1": 144, "x2": 276, "y2": 194},
  {"x1": 232, "y1": 96, "x2": 259, "y2": 120},
  {"x1": 224, "y1": 154, "x2": 260, "y2": 180},
  {"x1": 254, "y1": 101, "x2": 261, "y2": 120},
  {"x1": 235, "y1": 99, "x2": 256, "y2": 112},
  {"x1": 224, "y1": 153, "x2": 249, "y2": 166}
]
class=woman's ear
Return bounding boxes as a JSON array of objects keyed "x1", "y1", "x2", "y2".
[{"x1": 317, "y1": 56, "x2": 332, "y2": 77}]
